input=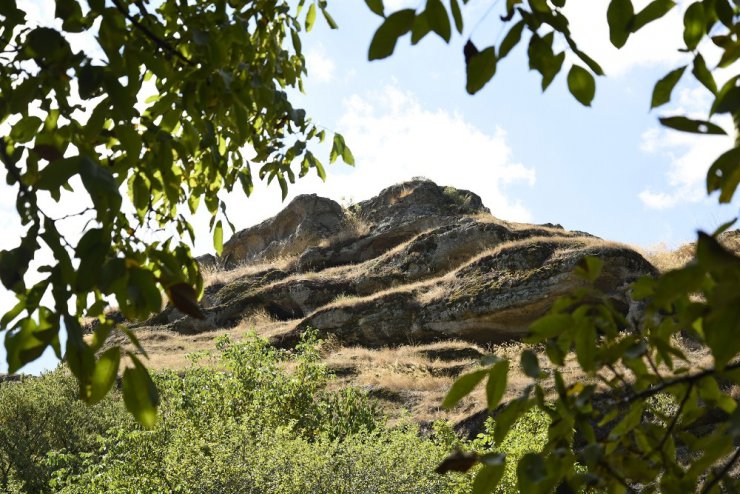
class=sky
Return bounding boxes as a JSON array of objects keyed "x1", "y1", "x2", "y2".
[{"x1": 1, "y1": 0, "x2": 738, "y2": 373}]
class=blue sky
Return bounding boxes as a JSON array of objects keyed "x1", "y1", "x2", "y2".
[{"x1": 1, "y1": 0, "x2": 737, "y2": 374}]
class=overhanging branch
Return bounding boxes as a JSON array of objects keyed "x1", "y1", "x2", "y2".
[{"x1": 111, "y1": 0, "x2": 196, "y2": 68}]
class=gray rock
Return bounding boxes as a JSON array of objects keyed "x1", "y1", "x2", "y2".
[
  {"x1": 160, "y1": 180, "x2": 656, "y2": 349},
  {"x1": 221, "y1": 194, "x2": 348, "y2": 268}
]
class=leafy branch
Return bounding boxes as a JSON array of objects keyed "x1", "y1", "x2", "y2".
[
  {"x1": 623, "y1": 361, "x2": 740, "y2": 405},
  {"x1": 111, "y1": 0, "x2": 196, "y2": 67}
]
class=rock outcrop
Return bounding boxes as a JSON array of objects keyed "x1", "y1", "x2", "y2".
[
  {"x1": 220, "y1": 194, "x2": 348, "y2": 268},
  {"x1": 149, "y1": 178, "x2": 656, "y2": 348}
]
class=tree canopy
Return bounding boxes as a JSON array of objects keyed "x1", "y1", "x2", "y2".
[
  {"x1": 1, "y1": 0, "x2": 740, "y2": 492},
  {"x1": 363, "y1": 0, "x2": 740, "y2": 492},
  {"x1": 0, "y1": 0, "x2": 351, "y2": 425}
]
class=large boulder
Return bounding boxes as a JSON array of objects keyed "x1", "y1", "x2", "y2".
[
  {"x1": 220, "y1": 194, "x2": 347, "y2": 267},
  {"x1": 159, "y1": 179, "x2": 656, "y2": 347}
]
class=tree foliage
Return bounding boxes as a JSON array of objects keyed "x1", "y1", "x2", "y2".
[
  {"x1": 365, "y1": 0, "x2": 740, "y2": 491},
  {"x1": 0, "y1": 0, "x2": 352, "y2": 425},
  {"x1": 0, "y1": 333, "x2": 486, "y2": 493}
]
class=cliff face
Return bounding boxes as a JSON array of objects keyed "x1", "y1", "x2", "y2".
[{"x1": 157, "y1": 178, "x2": 656, "y2": 348}]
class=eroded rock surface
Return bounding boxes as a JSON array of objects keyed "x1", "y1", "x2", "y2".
[{"x1": 156, "y1": 178, "x2": 656, "y2": 347}]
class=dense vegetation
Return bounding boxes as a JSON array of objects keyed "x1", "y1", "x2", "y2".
[
  {"x1": 0, "y1": 332, "x2": 553, "y2": 493},
  {"x1": 2, "y1": 0, "x2": 739, "y2": 491}
]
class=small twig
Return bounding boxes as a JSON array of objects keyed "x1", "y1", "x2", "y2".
[
  {"x1": 51, "y1": 207, "x2": 94, "y2": 222},
  {"x1": 645, "y1": 350, "x2": 665, "y2": 383},
  {"x1": 624, "y1": 361, "x2": 740, "y2": 405},
  {"x1": 701, "y1": 446, "x2": 740, "y2": 494},
  {"x1": 607, "y1": 363, "x2": 632, "y2": 390},
  {"x1": 111, "y1": 0, "x2": 196, "y2": 67}
]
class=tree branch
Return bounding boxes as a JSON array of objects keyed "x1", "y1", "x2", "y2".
[
  {"x1": 111, "y1": 0, "x2": 196, "y2": 67},
  {"x1": 701, "y1": 446, "x2": 740, "y2": 494},
  {"x1": 623, "y1": 360, "x2": 740, "y2": 404}
]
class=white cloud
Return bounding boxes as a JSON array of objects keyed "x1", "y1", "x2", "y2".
[
  {"x1": 333, "y1": 85, "x2": 535, "y2": 220},
  {"x1": 638, "y1": 87, "x2": 734, "y2": 209},
  {"x1": 305, "y1": 44, "x2": 336, "y2": 83},
  {"x1": 563, "y1": 0, "x2": 689, "y2": 76},
  {"x1": 186, "y1": 85, "x2": 536, "y2": 255}
]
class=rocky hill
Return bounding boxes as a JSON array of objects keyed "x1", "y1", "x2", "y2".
[
  {"x1": 123, "y1": 178, "x2": 658, "y2": 423},
  {"x1": 156, "y1": 179, "x2": 654, "y2": 344}
]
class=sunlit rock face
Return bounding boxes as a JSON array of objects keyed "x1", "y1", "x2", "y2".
[{"x1": 171, "y1": 178, "x2": 656, "y2": 347}]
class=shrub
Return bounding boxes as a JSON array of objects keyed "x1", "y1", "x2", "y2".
[{"x1": 0, "y1": 370, "x2": 124, "y2": 492}]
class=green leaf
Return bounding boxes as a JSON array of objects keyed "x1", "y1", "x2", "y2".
[
  {"x1": 79, "y1": 156, "x2": 122, "y2": 218},
  {"x1": 122, "y1": 267, "x2": 161, "y2": 320},
  {"x1": 473, "y1": 461, "x2": 506, "y2": 494},
  {"x1": 494, "y1": 397, "x2": 531, "y2": 443},
  {"x1": 706, "y1": 146, "x2": 740, "y2": 203},
  {"x1": 651, "y1": 66, "x2": 686, "y2": 108},
  {"x1": 342, "y1": 143, "x2": 355, "y2": 166},
  {"x1": 320, "y1": 7, "x2": 338, "y2": 29},
  {"x1": 520, "y1": 350, "x2": 541, "y2": 378},
  {"x1": 486, "y1": 360, "x2": 509, "y2": 411},
  {"x1": 442, "y1": 369, "x2": 487, "y2": 408},
  {"x1": 305, "y1": 3, "x2": 317, "y2": 32},
  {"x1": 466, "y1": 46, "x2": 496, "y2": 94},
  {"x1": 717, "y1": 42, "x2": 740, "y2": 69},
  {"x1": 411, "y1": 11, "x2": 432, "y2": 44},
  {"x1": 75, "y1": 228, "x2": 108, "y2": 292},
  {"x1": 330, "y1": 133, "x2": 353, "y2": 165},
  {"x1": 658, "y1": 116, "x2": 727, "y2": 135},
  {"x1": 426, "y1": 0, "x2": 452, "y2": 43},
  {"x1": 0, "y1": 240, "x2": 37, "y2": 291},
  {"x1": 5, "y1": 318, "x2": 52, "y2": 373},
  {"x1": 710, "y1": 76, "x2": 740, "y2": 115},
  {"x1": 517, "y1": 454, "x2": 548, "y2": 491},
  {"x1": 631, "y1": 0, "x2": 675, "y2": 32},
  {"x1": 683, "y1": 2, "x2": 705, "y2": 51},
  {"x1": 64, "y1": 316, "x2": 95, "y2": 389},
  {"x1": 499, "y1": 21, "x2": 525, "y2": 60},
  {"x1": 575, "y1": 255, "x2": 603, "y2": 282},
  {"x1": 528, "y1": 313, "x2": 574, "y2": 339},
  {"x1": 528, "y1": 34, "x2": 564, "y2": 90},
  {"x1": 365, "y1": 0, "x2": 385, "y2": 17},
  {"x1": 368, "y1": 9, "x2": 415, "y2": 60},
  {"x1": 607, "y1": 0, "x2": 634, "y2": 48},
  {"x1": 122, "y1": 355, "x2": 159, "y2": 429},
  {"x1": 692, "y1": 54, "x2": 716, "y2": 94},
  {"x1": 88, "y1": 346, "x2": 120, "y2": 405},
  {"x1": 567, "y1": 64, "x2": 596, "y2": 106},
  {"x1": 55, "y1": 0, "x2": 85, "y2": 32},
  {"x1": 23, "y1": 27, "x2": 68, "y2": 59},
  {"x1": 450, "y1": 0, "x2": 464, "y2": 34},
  {"x1": 574, "y1": 319, "x2": 597, "y2": 371},
  {"x1": 36, "y1": 157, "x2": 82, "y2": 193},
  {"x1": 10, "y1": 116, "x2": 42, "y2": 143},
  {"x1": 213, "y1": 220, "x2": 224, "y2": 256}
]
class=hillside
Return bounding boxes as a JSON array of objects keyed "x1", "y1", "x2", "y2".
[{"x1": 102, "y1": 178, "x2": 666, "y2": 424}]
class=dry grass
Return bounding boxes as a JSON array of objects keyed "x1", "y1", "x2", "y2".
[
  {"x1": 317, "y1": 208, "x2": 371, "y2": 248},
  {"x1": 637, "y1": 232, "x2": 739, "y2": 273},
  {"x1": 321, "y1": 340, "x2": 486, "y2": 422},
  {"x1": 201, "y1": 256, "x2": 296, "y2": 288},
  {"x1": 638, "y1": 242, "x2": 695, "y2": 273}
]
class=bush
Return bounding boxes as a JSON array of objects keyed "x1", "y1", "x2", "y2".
[
  {"x1": 50, "y1": 333, "x2": 470, "y2": 493},
  {"x1": 1, "y1": 333, "x2": 554, "y2": 493},
  {"x1": 0, "y1": 370, "x2": 124, "y2": 492}
]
